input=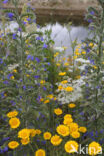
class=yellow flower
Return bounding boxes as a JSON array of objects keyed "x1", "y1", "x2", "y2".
[
  {"x1": 69, "y1": 123, "x2": 79, "y2": 133},
  {"x1": 64, "y1": 62, "x2": 69, "y2": 66},
  {"x1": 59, "y1": 72, "x2": 66, "y2": 76},
  {"x1": 61, "y1": 80, "x2": 68, "y2": 84},
  {"x1": 58, "y1": 85, "x2": 63, "y2": 90},
  {"x1": 73, "y1": 56, "x2": 77, "y2": 59},
  {"x1": 40, "y1": 80, "x2": 45, "y2": 84},
  {"x1": 82, "y1": 51, "x2": 86, "y2": 54},
  {"x1": 71, "y1": 131, "x2": 80, "y2": 139},
  {"x1": 4, "y1": 93, "x2": 7, "y2": 97},
  {"x1": 68, "y1": 103, "x2": 76, "y2": 108},
  {"x1": 93, "y1": 65, "x2": 97, "y2": 69},
  {"x1": 56, "y1": 125, "x2": 70, "y2": 137},
  {"x1": 51, "y1": 135, "x2": 62, "y2": 146},
  {"x1": 9, "y1": 117, "x2": 20, "y2": 129},
  {"x1": 40, "y1": 98, "x2": 44, "y2": 102},
  {"x1": 79, "y1": 127, "x2": 87, "y2": 133},
  {"x1": 43, "y1": 132, "x2": 52, "y2": 140},
  {"x1": 44, "y1": 99, "x2": 50, "y2": 104},
  {"x1": 63, "y1": 118, "x2": 73, "y2": 126},
  {"x1": 7, "y1": 110, "x2": 18, "y2": 118},
  {"x1": 75, "y1": 52, "x2": 81, "y2": 56},
  {"x1": 56, "y1": 63, "x2": 61, "y2": 66},
  {"x1": 88, "y1": 142, "x2": 102, "y2": 155},
  {"x1": 26, "y1": 74, "x2": 30, "y2": 77},
  {"x1": 75, "y1": 75, "x2": 81, "y2": 79},
  {"x1": 10, "y1": 76, "x2": 14, "y2": 79},
  {"x1": 47, "y1": 94, "x2": 54, "y2": 99},
  {"x1": 8, "y1": 141, "x2": 19, "y2": 149},
  {"x1": 54, "y1": 108, "x2": 63, "y2": 115},
  {"x1": 89, "y1": 42, "x2": 94, "y2": 47},
  {"x1": 29, "y1": 129, "x2": 36, "y2": 137},
  {"x1": 64, "y1": 86, "x2": 74, "y2": 92},
  {"x1": 18, "y1": 129, "x2": 30, "y2": 139},
  {"x1": 13, "y1": 69, "x2": 17, "y2": 73},
  {"x1": 35, "y1": 129, "x2": 42, "y2": 135},
  {"x1": 21, "y1": 138, "x2": 30, "y2": 145},
  {"x1": 102, "y1": 61, "x2": 104, "y2": 64},
  {"x1": 64, "y1": 114, "x2": 72, "y2": 120},
  {"x1": 35, "y1": 149, "x2": 45, "y2": 156},
  {"x1": 64, "y1": 140, "x2": 79, "y2": 153}
]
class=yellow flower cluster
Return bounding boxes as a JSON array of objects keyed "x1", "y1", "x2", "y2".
[{"x1": 7, "y1": 110, "x2": 20, "y2": 129}]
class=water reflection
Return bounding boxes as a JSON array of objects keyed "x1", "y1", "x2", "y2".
[
  {"x1": 42, "y1": 22, "x2": 89, "y2": 55},
  {"x1": 0, "y1": 20, "x2": 89, "y2": 55}
]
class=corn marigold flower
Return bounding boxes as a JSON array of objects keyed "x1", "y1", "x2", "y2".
[
  {"x1": 10, "y1": 76, "x2": 14, "y2": 79},
  {"x1": 29, "y1": 129, "x2": 36, "y2": 137},
  {"x1": 47, "y1": 94, "x2": 54, "y2": 99},
  {"x1": 9, "y1": 117, "x2": 20, "y2": 129},
  {"x1": 73, "y1": 56, "x2": 77, "y2": 59},
  {"x1": 44, "y1": 99, "x2": 50, "y2": 104},
  {"x1": 63, "y1": 118, "x2": 73, "y2": 126},
  {"x1": 68, "y1": 103, "x2": 76, "y2": 108},
  {"x1": 75, "y1": 75, "x2": 81, "y2": 79},
  {"x1": 61, "y1": 80, "x2": 68, "y2": 84},
  {"x1": 71, "y1": 131, "x2": 80, "y2": 139},
  {"x1": 79, "y1": 127, "x2": 87, "y2": 133},
  {"x1": 69, "y1": 123, "x2": 79, "y2": 134},
  {"x1": 7, "y1": 110, "x2": 18, "y2": 118},
  {"x1": 56, "y1": 125, "x2": 70, "y2": 137},
  {"x1": 35, "y1": 149, "x2": 45, "y2": 156},
  {"x1": 21, "y1": 138, "x2": 30, "y2": 145},
  {"x1": 64, "y1": 86, "x2": 74, "y2": 92},
  {"x1": 51, "y1": 135, "x2": 62, "y2": 146},
  {"x1": 81, "y1": 51, "x2": 86, "y2": 54},
  {"x1": 54, "y1": 108, "x2": 62, "y2": 115},
  {"x1": 64, "y1": 140, "x2": 79, "y2": 153},
  {"x1": 88, "y1": 142, "x2": 102, "y2": 156},
  {"x1": 56, "y1": 63, "x2": 61, "y2": 66},
  {"x1": 58, "y1": 85, "x2": 63, "y2": 90},
  {"x1": 8, "y1": 141, "x2": 19, "y2": 149},
  {"x1": 43, "y1": 132, "x2": 51, "y2": 140},
  {"x1": 64, "y1": 62, "x2": 69, "y2": 66},
  {"x1": 18, "y1": 129, "x2": 30, "y2": 139},
  {"x1": 13, "y1": 69, "x2": 17, "y2": 73},
  {"x1": 93, "y1": 65, "x2": 97, "y2": 69},
  {"x1": 64, "y1": 114, "x2": 72, "y2": 120},
  {"x1": 35, "y1": 129, "x2": 41, "y2": 135},
  {"x1": 59, "y1": 72, "x2": 66, "y2": 76},
  {"x1": 40, "y1": 80, "x2": 45, "y2": 84}
]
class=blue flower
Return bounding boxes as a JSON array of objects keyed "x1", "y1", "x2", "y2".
[
  {"x1": 3, "y1": 80, "x2": 9, "y2": 85},
  {"x1": 34, "y1": 75, "x2": 40, "y2": 79},
  {"x1": 90, "y1": 11, "x2": 95, "y2": 15},
  {"x1": 43, "y1": 43, "x2": 48, "y2": 48},
  {"x1": 36, "y1": 36, "x2": 41, "y2": 40},
  {"x1": 27, "y1": 18, "x2": 31, "y2": 21},
  {"x1": 35, "y1": 57, "x2": 40, "y2": 63},
  {"x1": 43, "y1": 87, "x2": 47, "y2": 91},
  {"x1": 3, "y1": 0, "x2": 8, "y2": 3},
  {"x1": 7, "y1": 12, "x2": 14, "y2": 19},
  {"x1": 23, "y1": 85, "x2": 26, "y2": 90},
  {"x1": 12, "y1": 33, "x2": 16, "y2": 39},
  {"x1": 87, "y1": 19, "x2": 93, "y2": 23},
  {"x1": 7, "y1": 73, "x2": 13, "y2": 79},
  {"x1": 0, "y1": 58, "x2": 3, "y2": 64},
  {"x1": 3, "y1": 146, "x2": 8, "y2": 152},
  {"x1": 27, "y1": 55, "x2": 34, "y2": 61}
]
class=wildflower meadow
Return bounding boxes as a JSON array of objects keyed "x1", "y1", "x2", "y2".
[{"x1": 0, "y1": 0, "x2": 104, "y2": 155}]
